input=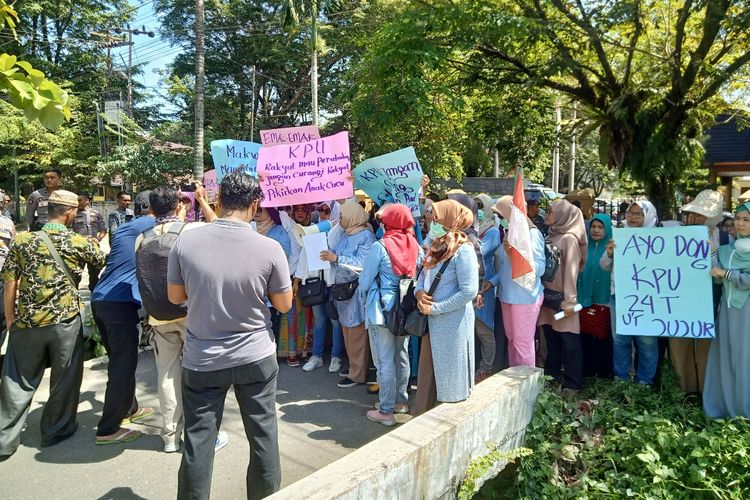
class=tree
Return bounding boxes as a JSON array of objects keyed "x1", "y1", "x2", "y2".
[
  {"x1": 443, "y1": 0, "x2": 748, "y2": 214},
  {"x1": 340, "y1": 1, "x2": 557, "y2": 180},
  {"x1": 0, "y1": 0, "x2": 71, "y2": 130}
]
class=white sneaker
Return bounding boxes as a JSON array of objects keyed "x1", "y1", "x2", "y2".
[
  {"x1": 328, "y1": 357, "x2": 342, "y2": 373},
  {"x1": 215, "y1": 431, "x2": 229, "y2": 453},
  {"x1": 164, "y1": 441, "x2": 180, "y2": 453},
  {"x1": 302, "y1": 356, "x2": 323, "y2": 372}
]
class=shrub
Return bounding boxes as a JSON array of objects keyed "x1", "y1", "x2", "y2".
[{"x1": 515, "y1": 370, "x2": 750, "y2": 499}]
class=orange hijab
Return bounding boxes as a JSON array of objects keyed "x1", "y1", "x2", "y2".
[{"x1": 424, "y1": 199, "x2": 473, "y2": 269}]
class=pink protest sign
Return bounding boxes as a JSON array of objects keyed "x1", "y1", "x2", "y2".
[
  {"x1": 260, "y1": 125, "x2": 320, "y2": 146},
  {"x1": 203, "y1": 169, "x2": 218, "y2": 203},
  {"x1": 257, "y1": 131, "x2": 354, "y2": 207}
]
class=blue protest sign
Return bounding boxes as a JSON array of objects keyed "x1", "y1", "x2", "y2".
[
  {"x1": 353, "y1": 147, "x2": 423, "y2": 215},
  {"x1": 210, "y1": 139, "x2": 262, "y2": 182},
  {"x1": 612, "y1": 226, "x2": 714, "y2": 338}
]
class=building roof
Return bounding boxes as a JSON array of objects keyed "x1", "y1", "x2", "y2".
[{"x1": 704, "y1": 114, "x2": 750, "y2": 166}]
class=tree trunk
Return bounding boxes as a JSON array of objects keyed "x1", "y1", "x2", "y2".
[
  {"x1": 310, "y1": 1, "x2": 319, "y2": 126},
  {"x1": 193, "y1": 0, "x2": 206, "y2": 180}
]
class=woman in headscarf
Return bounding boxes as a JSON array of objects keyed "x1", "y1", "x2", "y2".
[
  {"x1": 491, "y1": 196, "x2": 546, "y2": 368},
  {"x1": 600, "y1": 200, "x2": 660, "y2": 384},
  {"x1": 671, "y1": 191, "x2": 723, "y2": 393},
  {"x1": 360, "y1": 204, "x2": 422, "y2": 426},
  {"x1": 473, "y1": 194, "x2": 502, "y2": 381},
  {"x1": 704, "y1": 202, "x2": 750, "y2": 418},
  {"x1": 538, "y1": 199, "x2": 588, "y2": 392},
  {"x1": 576, "y1": 213, "x2": 613, "y2": 378},
  {"x1": 320, "y1": 201, "x2": 376, "y2": 388},
  {"x1": 414, "y1": 199, "x2": 479, "y2": 408}
]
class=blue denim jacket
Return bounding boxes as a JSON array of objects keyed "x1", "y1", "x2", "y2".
[
  {"x1": 360, "y1": 241, "x2": 423, "y2": 328},
  {"x1": 331, "y1": 229, "x2": 375, "y2": 327}
]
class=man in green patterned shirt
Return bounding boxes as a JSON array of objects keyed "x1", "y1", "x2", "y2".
[{"x1": 0, "y1": 190, "x2": 105, "y2": 460}]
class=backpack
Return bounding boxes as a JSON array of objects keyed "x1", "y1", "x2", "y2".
[
  {"x1": 383, "y1": 275, "x2": 419, "y2": 337},
  {"x1": 136, "y1": 222, "x2": 187, "y2": 321},
  {"x1": 541, "y1": 239, "x2": 561, "y2": 283}
]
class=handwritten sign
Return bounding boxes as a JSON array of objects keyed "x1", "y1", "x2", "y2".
[
  {"x1": 353, "y1": 147, "x2": 423, "y2": 215},
  {"x1": 210, "y1": 139, "x2": 262, "y2": 182},
  {"x1": 613, "y1": 226, "x2": 714, "y2": 338},
  {"x1": 260, "y1": 125, "x2": 321, "y2": 146},
  {"x1": 202, "y1": 170, "x2": 218, "y2": 204},
  {"x1": 256, "y1": 131, "x2": 354, "y2": 207}
]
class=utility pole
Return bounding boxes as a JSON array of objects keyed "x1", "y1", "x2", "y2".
[
  {"x1": 194, "y1": 0, "x2": 206, "y2": 179},
  {"x1": 250, "y1": 65, "x2": 256, "y2": 141},
  {"x1": 568, "y1": 101, "x2": 577, "y2": 193},
  {"x1": 311, "y1": 0, "x2": 319, "y2": 125},
  {"x1": 552, "y1": 96, "x2": 561, "y2": 193},
  {"x1": 112, "y1": 25, "x2": 155, "y2": 116},
  {"x1": 493, "y1": 147, "x2": 499, "y2": 177}
]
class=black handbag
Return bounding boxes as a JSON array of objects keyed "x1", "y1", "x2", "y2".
[
  {"x1": 299, "y1": 276, "x2": 326, "y2": 307},
  {"x1": 542, "y1": 288, "x2": 564, "y2": 312},
  {"x1": 541, "y1": 239, "x2": 561, "y2": 283},
  {"x1": 404, "y1": 258, "x2": 452, "y2": 337},
  {"x1": 331, "y1": 279, "x2": 359, "y2": 301}
]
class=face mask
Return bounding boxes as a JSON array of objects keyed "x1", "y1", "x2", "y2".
[
  {"x1": 498, "y1": 218, "x2": 509, "y2": 229},
  {"x1": 477, "y1": 209, "x2": 485, "y2": 222},
  {"x1": 430, "y1": 221, "x2": 447, "y2": 238}
]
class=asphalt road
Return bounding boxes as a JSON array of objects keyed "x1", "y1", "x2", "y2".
[{"x1": 0, "y1": 349, "x2": 398, "y2": 499}]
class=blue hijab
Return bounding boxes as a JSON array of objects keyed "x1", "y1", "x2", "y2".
[{"x1": 577, "y1": 213, "x2": 613, "y2": 307}]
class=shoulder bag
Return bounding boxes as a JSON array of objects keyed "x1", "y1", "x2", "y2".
[
  {"x1": 404, "y1": 258, "x2": 452, "y2": 337},
  {"x1": 299, "y1": 274, "x2": 326, "y2": 307}
]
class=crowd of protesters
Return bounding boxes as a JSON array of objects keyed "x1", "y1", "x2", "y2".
[{"x1": 0, "y1": 167, "x2": 748, "y2": 499}]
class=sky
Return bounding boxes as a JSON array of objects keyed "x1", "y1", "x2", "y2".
[{"x1": 109, "y1": 0, "x2": 181, "y2": 116}]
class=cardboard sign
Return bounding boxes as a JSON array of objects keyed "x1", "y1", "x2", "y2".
[
  {"x1": 260, "y1": 125, "x2": 321, "y2": 146},
  {"x1": 210, "y1": 139, "x2": 262, "y2": 182},
  {"x1": 202, "y1": 170, "x2": 218, "y2": 204},
  {"x1": 613, "y1": 226, "x2": 715, "y2": 338},
  {"x1": 256, "y1": 131, "x2": 354, "y2": 207},
  {"x1": 353, "y1": 147, "x2": 423, "y2": 215}
]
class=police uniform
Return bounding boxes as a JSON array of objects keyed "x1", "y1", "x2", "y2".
[
  {"x1": 73, "y1": 208, "x2": 106, "y2": 291},
  {"x1": 26, "y1": 188, "x2": 52, "y2": 231}
]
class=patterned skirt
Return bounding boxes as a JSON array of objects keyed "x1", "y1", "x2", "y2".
[{"x1": 277, "y1": 294, "x2": 314, "y2": 358}]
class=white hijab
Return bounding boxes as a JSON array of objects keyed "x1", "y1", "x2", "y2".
[{"x1": 625, "y1": 200, "x2": 659, "y2": 228}]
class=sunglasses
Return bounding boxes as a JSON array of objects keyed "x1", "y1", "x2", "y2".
[{"x1": 320, "y1": 208, "x2": 331, "y2": 214}]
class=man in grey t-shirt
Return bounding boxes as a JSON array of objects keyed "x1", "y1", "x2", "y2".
[{"x1": 167, "y1": 172, "x2": 292, "y2": 500}]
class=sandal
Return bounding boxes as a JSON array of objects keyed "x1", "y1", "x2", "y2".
[
  {"x1": 122, "y1": 407, "x2": 154, "y2": 425},
  {"x1": 95, "y1": 428, "x2": 142, "y2": 446}
]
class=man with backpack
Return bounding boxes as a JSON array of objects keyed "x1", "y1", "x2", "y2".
[
  {"x1": 91, "y1": 195, "x2": 156, "y2": 445},
  {"x1": 134, "y1": 186, "x2": 225, "y2": 453}
]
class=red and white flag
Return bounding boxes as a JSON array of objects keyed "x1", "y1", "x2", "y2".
[{"x1": 508, "y1": 168, "x2": 536, "y2": 291}]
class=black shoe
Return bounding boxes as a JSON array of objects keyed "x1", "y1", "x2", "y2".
[
  {"x1": 338, "y1": 370, "x2": 350, "y2": 377},
  {"x1": 337, "y1": 377, "x2": 360, "y2": 388}
]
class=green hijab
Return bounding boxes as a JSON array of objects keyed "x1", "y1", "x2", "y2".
[
  {"x1": 577, "y1": 213, "x2": 613, "y2": 307},
  {"x1": 718, "y1": 202, "x2": 750, "y2": 309}
]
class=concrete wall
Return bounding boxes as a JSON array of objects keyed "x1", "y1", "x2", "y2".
[{"x1": 269, "y1": 365, "x2": 543, "y2": 500}]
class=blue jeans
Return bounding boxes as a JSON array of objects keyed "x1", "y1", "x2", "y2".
[
  {"x1": 611, "y1": 296, "x2": 659, "y2": 384},
  {"x1": 312, "y1": 302, "x2": 343, "y2": 358},
  {"x1": 370, "y1": 324, "x2": 410, "y2": 414}
]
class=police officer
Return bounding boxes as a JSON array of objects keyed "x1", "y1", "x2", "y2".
[
  {"x1": 108, "y1": 191, "x2": 134, "y2": 245},
  {"x1": 26, "y1": 168, "x2": 62, "y2": 231},
  {"x1": 72, "y1": 192, "x2": 107, "y2": 291}
]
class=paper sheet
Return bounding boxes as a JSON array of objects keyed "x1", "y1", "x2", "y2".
[{"x1": 303, "y1": 232, "x2": 330, "y2": 272}]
